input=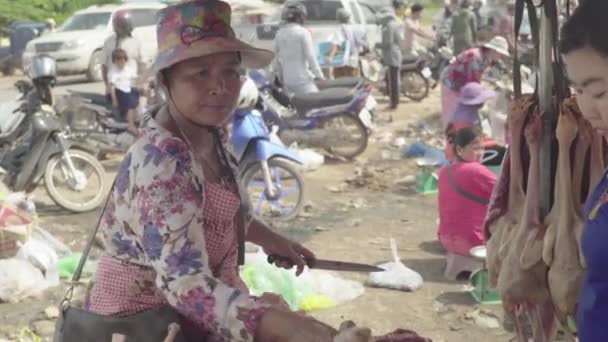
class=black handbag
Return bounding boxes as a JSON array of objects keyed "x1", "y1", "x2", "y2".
[{"x1": 52, "y1": 181, "x2": 187, "y2": 342}]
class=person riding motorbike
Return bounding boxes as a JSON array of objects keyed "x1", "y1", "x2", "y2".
[{"x1": 272, "y1": 1, "x2": 325, "y2": 95}]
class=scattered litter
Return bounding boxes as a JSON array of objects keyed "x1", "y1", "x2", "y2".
[
  {"x1": 368, "y1": 239, "x2": 423, "y2": 292},
  {"x1": 464, "y1": 309, "x2": 501, "y2": 329},
  {"x1": 392, "y1": 137, "x2": 407, "y2": 148},
  {"x1": 295, "y1": 148, "x2": 325, "y2": 171},
  {"x1": 404, "y1": 143, "x2": 447, "y2": 167},
  {"x1": 394, "y1": 175, "x2": 416, "y2": 186},
  {"x1": 44, "y1": 306, "x2": 59, "y2": 319},
  {"x1": 0, "y1": 259, "x2": 47, "y2": 303}
]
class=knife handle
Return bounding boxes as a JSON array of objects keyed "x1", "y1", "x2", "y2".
[{"x1": 267, "y1": 254, "x2": 313, "y2": 268}]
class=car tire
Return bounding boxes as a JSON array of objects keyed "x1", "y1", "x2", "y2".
[{"x1": 86, "y1": 50, "x2": 104, "y2": 82}]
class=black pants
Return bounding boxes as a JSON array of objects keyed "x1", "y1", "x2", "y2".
[{"x1": 386, "y1": 65, "x2": 400, "y2": 109}]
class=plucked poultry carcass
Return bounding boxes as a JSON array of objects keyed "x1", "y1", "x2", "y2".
[
  {"x1": 486, "y1": 95, "x2": 536, "y2": 287},
  {"x1": 541, "y1": 108, "x2": 586, "y2": 341},
  {"x1": 497, "y1": 113, "x2": 555, "y2": 342},
  {"x1": 589, "y1": 124, "x2": 605, "y2": 199}
]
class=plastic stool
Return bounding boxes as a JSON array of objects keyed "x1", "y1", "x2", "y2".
[{"x1": 444, "y1": 252, "x2": 483, "y2": 280}]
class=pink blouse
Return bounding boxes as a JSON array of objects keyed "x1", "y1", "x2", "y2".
[{"x1": 437, "y1": 162, "x2": 497, "y2": 255}]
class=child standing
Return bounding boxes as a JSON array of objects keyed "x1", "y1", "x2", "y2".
[{"x1": 108, "y1": 48, "x2": 139, "y2": 136}]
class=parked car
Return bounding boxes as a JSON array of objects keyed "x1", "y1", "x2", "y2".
[
  {"x1": 22, "y1": 2, "x2": 166, "y2": 82},
  {"x1": 233, "y1": 0, "x2": 381, "y2": 60}
]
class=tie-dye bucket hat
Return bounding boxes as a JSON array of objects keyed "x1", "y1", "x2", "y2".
[{"x1": 143, "y1": 0, "x2": 273, "y2": 80}]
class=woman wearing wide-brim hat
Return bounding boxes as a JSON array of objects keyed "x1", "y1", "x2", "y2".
[
  {"x1": 86, "y1": 0, "x2": 336, "y2": 341},
  {"x1": 439, "y1": 35, "x2": 510, "y2": 131},
  {"x1": 444, "y1": 82, "x2": 496, "y2": 161}
]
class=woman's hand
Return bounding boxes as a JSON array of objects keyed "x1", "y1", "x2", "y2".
[
  {"x1": 255, "y1": 308, "x2": 336, "y2": 342},
  {"x1": 247, "y1": 220, "x2": 316, "y2": 276},
  {"x1": 262, "y1": 232, "x2": 315, "y2": 276}
]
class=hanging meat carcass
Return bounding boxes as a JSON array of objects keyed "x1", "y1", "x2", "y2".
[
  {"x1": 542, "y1": 108, "x2": 586, "y2": 341},
  {"x1": 486, "y1": 95, "x2": 537, "y2": 288},
  {"x1": 496, "y1": 113, "x2": 556, "y2": 342}
]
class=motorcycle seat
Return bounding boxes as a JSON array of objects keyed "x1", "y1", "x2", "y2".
[
  {"x1": 316, "y1": 77, "x2": 362, "y2": 90},
  {"x1": 72, "y1": 91, "x2": 110, "y2": 107},
  {"x1": 291, "y1": 88, "x2": 354, "y2": 114}
]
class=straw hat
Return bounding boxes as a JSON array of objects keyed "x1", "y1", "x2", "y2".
[
  {"x1": 143, "y1": 0, "x2": 273, "y2": 80},
  {"x1": 482, "y1": 36, "x2": 510, "y2": 57}
]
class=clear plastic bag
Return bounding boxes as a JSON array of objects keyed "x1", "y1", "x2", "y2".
[
  {"x1": 0, "y1": 258, "x2": 47, "y2": 303},
  {"x1": 367, "y1": 239, "x2": 423, "y2": 292},
  {"x1": 16, "y1": 238, "x2": 60, "y2": 288}
]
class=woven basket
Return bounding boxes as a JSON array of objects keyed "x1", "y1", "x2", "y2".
[{"x1": 0, "y1": 201, "x2": 32, "y2": 258}]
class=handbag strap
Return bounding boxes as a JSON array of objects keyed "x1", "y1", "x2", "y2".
[
  {"x1": 446, "y1": 165, "x2": 490, "y2": 205},
  {"x1": 71, "y1": 180, "x2": 116, "y2": 283}
]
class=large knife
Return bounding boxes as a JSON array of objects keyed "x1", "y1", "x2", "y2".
[{"x1": 267, "y1": 254, "x2": 384, "y2": 273}]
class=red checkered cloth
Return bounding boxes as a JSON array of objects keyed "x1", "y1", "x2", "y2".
[{"x1": 88, "y1": 180, "x2": 247, "y2": 317}]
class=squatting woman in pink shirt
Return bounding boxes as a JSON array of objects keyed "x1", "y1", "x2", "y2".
[{"x1": 437, "y1": 126, "x2": 497, "y2": 256}]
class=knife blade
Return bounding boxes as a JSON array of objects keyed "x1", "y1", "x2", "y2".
[{"x1": 267, "y1": 254, "x2": 384, "y2": 273}]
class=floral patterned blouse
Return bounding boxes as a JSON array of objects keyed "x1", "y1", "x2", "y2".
[
  {"x1": 91, "y1": 106, "x2": 266, "y2": 341},
  {"x1": 440, "y1": 47, "x2": 486, "y2": 92}
]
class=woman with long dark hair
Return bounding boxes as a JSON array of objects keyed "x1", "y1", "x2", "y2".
[{"x1": 561, "y1": 1, "x2": 608, "y2": 340}]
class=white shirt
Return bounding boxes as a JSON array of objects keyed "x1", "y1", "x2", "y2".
[
  {"x1": 328, "y1": 24, "x2": 360, "y2": 68},
  {"x1": 102, "y1": 34, "x2": 143, "y2": 72},
  {"x1": 272, "y1": 23, "x2": 324, "y2": 90},
  {"x1": 109, "y1": 64, "x2": 137, "y2": 93}
]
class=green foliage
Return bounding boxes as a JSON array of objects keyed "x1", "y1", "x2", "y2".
[{"x1": 0, "y1": 0, "x2": 120, "y2": 31}]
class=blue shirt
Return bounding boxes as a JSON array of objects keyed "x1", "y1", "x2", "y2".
[{"x1": 579, "y1": 170, "x2": 608, "y2": 341}]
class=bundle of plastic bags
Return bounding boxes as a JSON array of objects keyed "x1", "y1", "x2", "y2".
[{"x1": 240, "y1": 249, "x2": 364, "y2": 312}]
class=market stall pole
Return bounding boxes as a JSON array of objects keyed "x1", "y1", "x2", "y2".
[{"x1": 538, "y1": 2, "x2": 556, "y2": 218}]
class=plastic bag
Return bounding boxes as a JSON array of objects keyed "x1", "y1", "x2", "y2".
[
  {"x1": 367, "y1": 239, "x2": 423, "y2": 292},
  {"x1": 16, "y1": 239, "x2": 59, "y2": 288},
  {"x1": 241, "y1": 250, "x2": 305, "y2": 310},
  {"x1": 241, "y1": 250, "x2": 365, "y2": 311},
  {"x1": 0, "y1": 258, "x2": 47, "y2": 303},
  {"x1": 296, "y1": 149, "x2": 325, "y2": 171},
  {"x1": 302, "y1": 269, "x2": 365, "y2": 305}
]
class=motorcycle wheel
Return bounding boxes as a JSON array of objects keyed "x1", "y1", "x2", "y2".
[
  {"x1": 44, "y1": 149, "x2": 107, "y2": 212},
  {"x1": 241, "y1": 158, "x2": 305, "y2": 221},
  {"x1": 320, "y1": 113, "x2": 369, "y2": 159},
  {"x1": 401, "y1": 70, "x2": 430, "y2": 102}
]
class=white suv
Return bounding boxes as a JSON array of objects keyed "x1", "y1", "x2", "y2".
[{"x1": 22, "y1": 2, "x2": 166, "y2": 82}]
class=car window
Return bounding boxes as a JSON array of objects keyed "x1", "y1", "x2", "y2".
[
  {"x1": 359, "y1": 3, "x2": 377, "y2": 24},
  {"x1": 59, "y1": 12, "x2": 112, "y2": 31},
  {"x1": 127, "y1": 9, "x2": 161, "y2": 28},
  {"x1": 302, "y1": 1, "x2": 343, "y2": 22}
]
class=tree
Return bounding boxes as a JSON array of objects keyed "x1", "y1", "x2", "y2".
[{"x1": 0, "y1": 0, "x2": 120, "y2": 32}]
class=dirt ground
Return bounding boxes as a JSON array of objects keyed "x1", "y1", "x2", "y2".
[{"x1": 0, "y1": 83, "x2": 514, "y2": 341}]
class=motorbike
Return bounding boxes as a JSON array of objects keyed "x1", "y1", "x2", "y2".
[
  {"x1": 360, "y1": 50, "x2": 432, "y2": 102},
  {"x1": 231, "y1": 78, "x2": 305, "y2": 221},
  {"x1": 426, "y1": 41, "x2": 455, "y2": 89},
  {"x1": 248, "y1": 69, "x2": 370, "y2": 159},
  {"x1": 0, "y1": 56, "x2": 107, "y2": 212},
  {"x1": 60, "y1": 90, "x2": 136, "y2": 155}
]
